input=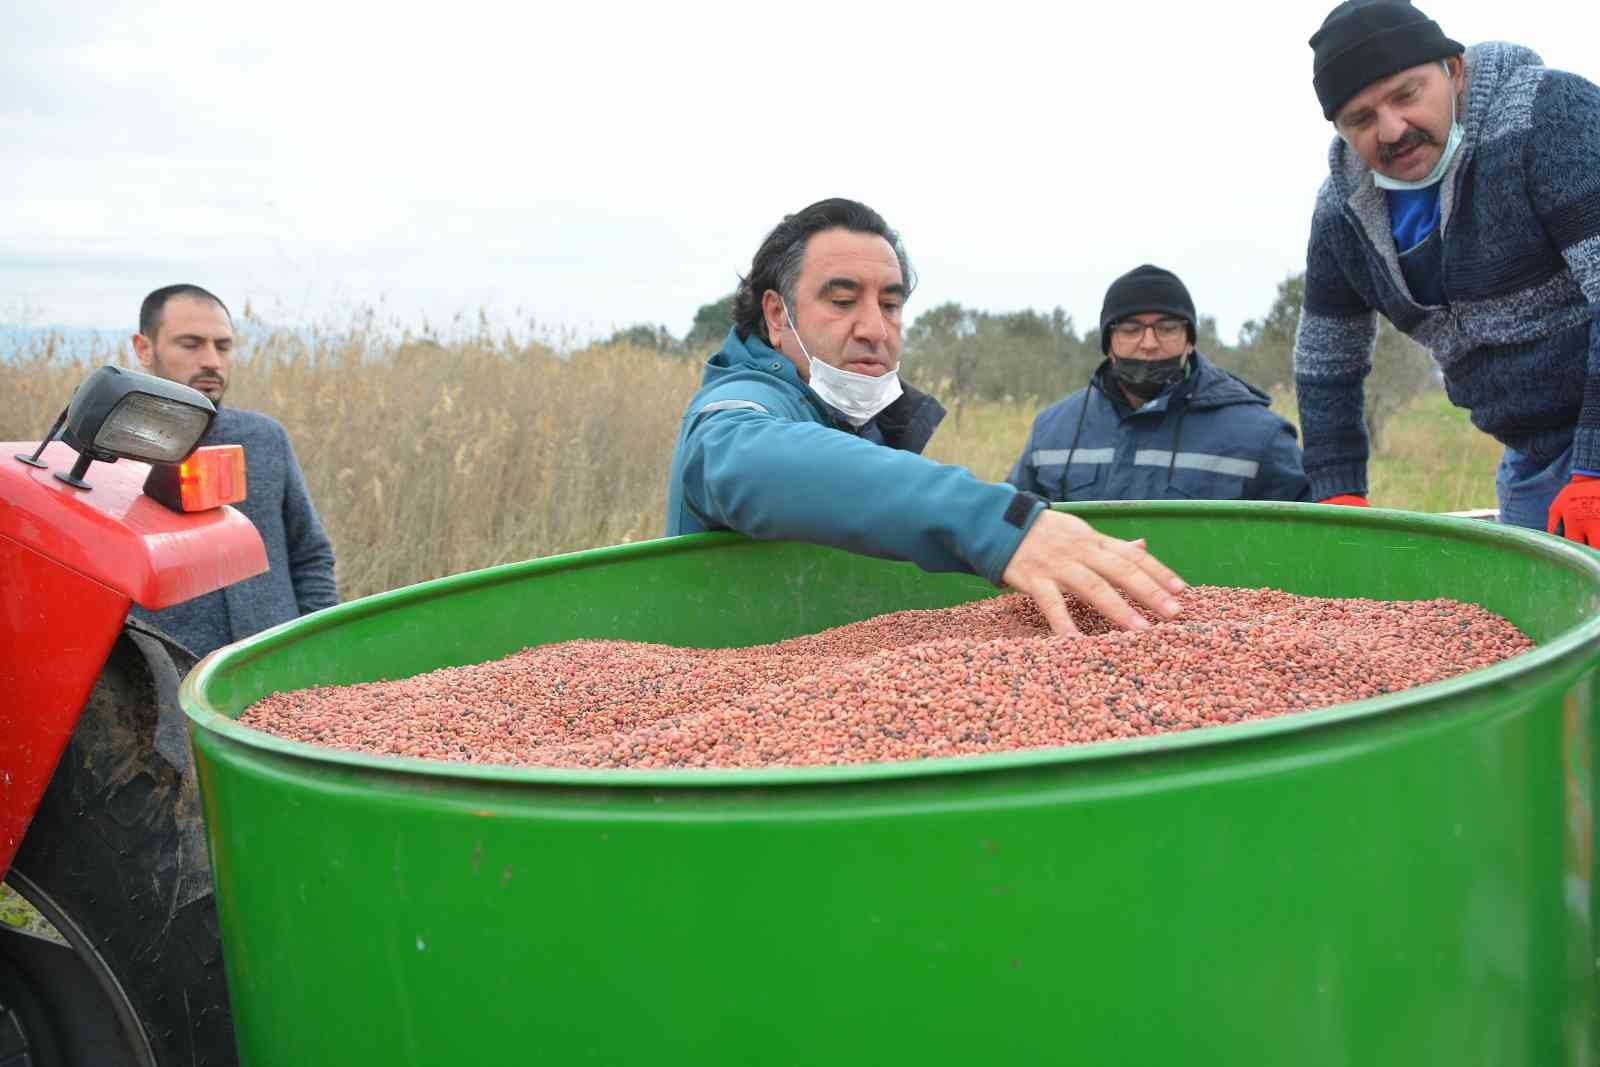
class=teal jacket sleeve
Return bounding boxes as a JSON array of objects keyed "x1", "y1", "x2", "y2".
[{"x1": 677, "y1": 405, "x2": 1040, "y2": 585}]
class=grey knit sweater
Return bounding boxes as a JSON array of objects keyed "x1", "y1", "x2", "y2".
[
  {"x1": 1293, "y1": 42, "x2": 1600, "y2": 499},
  {"x1": 131, "y1": 407, "x2": 338, "y2": 656}
]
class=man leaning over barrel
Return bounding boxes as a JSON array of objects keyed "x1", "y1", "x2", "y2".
[
  {"x1": 665, "y1": 197, "x2": 1186, "y2": 637},
  {"x1": 1294, "y1": 0, "x2": 1600, "y2": 543}
]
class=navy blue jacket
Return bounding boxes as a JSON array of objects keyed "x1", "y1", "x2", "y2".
[
  {"x1": 666, "y1": 329, "x2": 1045, "y2": 585},
  {"x1": 1007, "y1": 353, "x2": 1311, "y2": 503},
  {"x1": 1294, "y1": 42, "x2": 1600, "y2": 497}
]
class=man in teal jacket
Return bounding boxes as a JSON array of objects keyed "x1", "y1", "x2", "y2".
[{"x1": 666, "y1": 198, "x2": 1186, "y2": 636}]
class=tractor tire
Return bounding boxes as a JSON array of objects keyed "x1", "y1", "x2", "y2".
[{"x1": 3, "y1": 626, "x2": 236, "y2": 1066}]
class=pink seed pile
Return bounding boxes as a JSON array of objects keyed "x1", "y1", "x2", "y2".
[{"x1": 239, "y1": 587, "x2": 1532, "y2": 769}]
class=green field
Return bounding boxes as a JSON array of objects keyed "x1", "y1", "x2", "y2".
[
  {"x1": 926, "y1": 387, "x2": 1502, "y2": 514},
  {"x1": 1365, "y1": 390, "x2": 1503, "y2": 512}
]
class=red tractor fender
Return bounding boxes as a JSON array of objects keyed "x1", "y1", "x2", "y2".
[{"x1": 1, "y1": 442, "x2": 266, "y2": 877}]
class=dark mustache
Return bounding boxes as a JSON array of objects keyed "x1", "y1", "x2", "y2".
[{"x1": 1378, "y1": 127, "x2": 1434, "y2": 164}]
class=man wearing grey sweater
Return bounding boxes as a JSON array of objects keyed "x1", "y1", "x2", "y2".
[
  {"x1": 1296, "y1": 2, "x2": 1600, "y2": 543},
  {"x1": 128, "y1": 284, "x2": 338, "y2": 655}
]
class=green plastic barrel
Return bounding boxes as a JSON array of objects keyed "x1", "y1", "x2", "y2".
[{"x1": 183, "y1": 502, "x2": 1599, "y2": 1066}]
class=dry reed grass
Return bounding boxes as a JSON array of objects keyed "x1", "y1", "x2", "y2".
[
  {"x1": 0, "y1": 327, "x2": 701, "y2": 600},
  {"x1": 227, "y1": 329, "x2": 702, "y2": 599},
  {"x1": 0, "y1": 329, "x2": 1501, "y2": 603}
]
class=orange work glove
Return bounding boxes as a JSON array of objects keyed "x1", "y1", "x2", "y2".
[
  {"x1": 1548, "y1": 473, "x2": 1600, "y2": 544},
  {"x1": 1318, "y1": 494, "x2": 1369, "y2": 507}
]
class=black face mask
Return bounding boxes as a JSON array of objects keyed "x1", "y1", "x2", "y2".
[{"x1": 1110, "y1": 354, "x2": 1186, "y2": 401}]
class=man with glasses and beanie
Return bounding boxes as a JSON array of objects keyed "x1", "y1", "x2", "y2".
[
  {"x1": 1294, "y1": 0, "x2": 1600, "y2": 544},
  {"x1": 1007, "y1": 265, "x2": 1310, "y2": 504},
  {"x1": 666, "y1": 198, "x2": 1189, "y2": 638}
]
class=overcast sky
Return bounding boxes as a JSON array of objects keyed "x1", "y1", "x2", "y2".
[{"x1": 5, "y1": 1, "x2": 1599, "y2": 346}]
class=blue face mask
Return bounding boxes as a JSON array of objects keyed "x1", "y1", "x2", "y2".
[{"x1": 1373, "y1": 62, "x2": 1464, "y2": 191}]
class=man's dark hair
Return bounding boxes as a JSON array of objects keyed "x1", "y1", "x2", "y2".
[
  {"x1": 139, "y1": 284, "x2": 232, "y2": 340},
  {"x1": 732, "y1": 198, "x2": 915, "y2": 345}
]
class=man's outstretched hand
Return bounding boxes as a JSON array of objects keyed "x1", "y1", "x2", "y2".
[
  {"x1": 1001, "y1": 509, "x2": 1186, "y2": 637},
  {"x1": 1549, "y1": 474, "x2": 1600, "y2": 545}
]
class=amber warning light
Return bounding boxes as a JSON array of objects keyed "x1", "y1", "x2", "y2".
[{"x1": 143, "y1": 445, "x2": 248, "y2": 512}]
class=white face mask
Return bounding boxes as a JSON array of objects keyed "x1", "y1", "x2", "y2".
[
  {"x1": 1373, "y1": 61, "x2": 1465, "y2": 191},
  {"x1": 783, "y1": 303, "x2": 902, "y2": 428}
]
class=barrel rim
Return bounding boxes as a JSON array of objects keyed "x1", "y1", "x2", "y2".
[{"x1": 181, "y1": 501, "x2": 1600, "y2": 789}]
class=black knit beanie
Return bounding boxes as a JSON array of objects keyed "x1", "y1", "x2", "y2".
[
  {"x1": 1099, "y1": 265, "x2": 1196, "y2": 355},
  {"x1": 1311, "y1": 0, "x2": 1463, "y2": 121}
]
